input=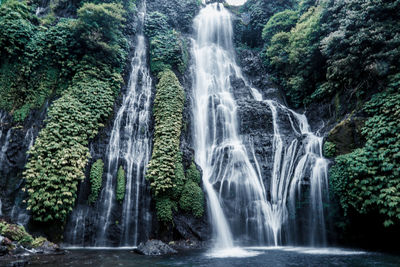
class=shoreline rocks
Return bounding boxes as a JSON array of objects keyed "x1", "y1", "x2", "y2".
[{"x1": 134, "y1": 240, "x2": 177, "y2": 255}]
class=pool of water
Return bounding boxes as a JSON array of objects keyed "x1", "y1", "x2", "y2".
[{"x1": 2, "y1": 247, "x2": 399, "y2": 267}]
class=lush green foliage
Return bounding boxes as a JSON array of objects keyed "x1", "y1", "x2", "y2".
[
  {"x1": 237, "y1": 0, "x2": 295, "y2": 47},
  {"x1": 330, "y1": 75, "x2": 400, "y2": 227},
  {"x1": 24, "y1": 66, "x2": 122, "y2": 222},
  {"x1": 22, "y1": 1, "x2": 128, "y2": 223},
  {"x1": 88, "y1": 159, "x2": 104, "y2": 204},
  {"x1": 266, "y1": 6, "x2": 323, "y2": 107},
  {"x1": 186, "y1": 162, "x2": 201, "y2": 185},
  {"x1": 0, "y1": 2, "x2": 75, "y2": 121},
  {"x1": 262, "y1": 9, "x2": 298, "y2": 44},
  {"x1": 0, "y1": 0, "x2": 129, "y2": 122},
  {"x1": 323, "y1": 141, "x2": 336, "y2": 158},
  {"x1": 0, "y1": 220, "x2": 53, "y2": 248},
  {"x1": 146, "y1": 70, "x2": 204, "y2": 223},
  {"x1": 318, "y1": 0, "x2": 400, "y2": 104},
  {"x1": 146, "y1": 70, "x2": 184, "y2": 223},
  {"x1": 263, "y1": 0, "x2": 400, "y2": 108},
  {"x1": 179, "y1": 162, "x2": 204, "y2": 218},
  {"x1": 145, "y1": 11, "x2": 188, "y2": 74},
  {"x1": 0, "y1": 220, "x2": 34, "y2": 246},
  {"x1": 147, "y1": 0, "x2": 200, "y2": 33},
  {"x1": 116, "y1": 165, "x2": 126, "y2": 203},
  {"x1": 146, "y1": 70, "x2": 184, "y2": 196},
  {"x1": 155, "y1": 196, "x2": 175, "y2": 223}
]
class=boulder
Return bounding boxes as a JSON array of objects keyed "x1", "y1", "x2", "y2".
[{"x1": 134, "y1": 240, "x2": 177, "y2": 256}]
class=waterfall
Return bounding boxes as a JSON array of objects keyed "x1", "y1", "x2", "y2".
[
  {"x1": 96, "y1": 32, "x2": 152, "y2": 246},
  {"x1": 191, "y1": 3, "x2": 271, "y2": 249},
  {"x1": 191, "y1": 3, "x2": 329, "y2": 250},
  {"x1": 66, "y1": 2, "x2": 153, "y2": 247}
]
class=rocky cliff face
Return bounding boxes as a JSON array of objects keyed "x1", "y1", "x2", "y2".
[{"x1": 0, "y1": 106, "x2": 48, "y2": 229}]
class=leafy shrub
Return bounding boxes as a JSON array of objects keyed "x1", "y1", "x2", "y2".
[
  {"x1": 146, "y1": 70, "x2": 187, "y2": 224},
  {"x1": 145, "y1": 11, "x2": 188, "y2": 74},
  {"x1": 238, "y1": 0, "x2": 295, "y2": 47},
  {"x1": 146, "y1": 70, "x2": 185, "y2": 196},
  {"x1": 144, "y1": 12, "x2": 169, "y2": 38},
  {"x1": 172, "y1": 152, "x2": 186, "y2": 200},
  {"x1": 0, "y1": 220, "x2": 34, "y2": 246},
  {"x1": 323, "y1": 141, "x2": 336, "y2": 158},
  {"x1": 186, "y1": 161, "x2": 201, "y2": 184},
  {"x1": 32, "y1": 236, "x2": 47, "y2": 248},
  {"x1": 116, "y1": 165, "x2": 126, "y2": 203},
  {"x1": 262, "y1": 9, "x2": 298, "y2": 44},
  {"x1": 179, "y1": 180, "x2": 204, "y2": 218},
  {"x1": 330, "y1": 75, "x2": 400, "y2": 227},
  {"x1": 147, "y1": 0, "x2": 200, "y2": 33},
  {"x1": 266, "y1": 6, "x2": 324, "y2": 107},
  {"x1": 155, "y1": 196, "x2": 175, "y2": 223},
  {"x1": 24, "y1": 66, "x2": 123, "y2": 223},
  {"x1": 75, "y1": 3, "x2": 128, "y2": 70},
  {"x1": 22, "y1": 0, "x2": 129, "y2": 223},
  {"x1": 88, "y1": 159, "x2": 104, "y2": 204}
]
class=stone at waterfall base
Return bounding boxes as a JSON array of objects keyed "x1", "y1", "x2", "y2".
[{"x1": 134, "y1": 240, "x2": 178, "y2": 255}]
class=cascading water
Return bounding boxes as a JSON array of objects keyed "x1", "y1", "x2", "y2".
[
  {"x1": 66, "y1": 2, "x2": 152, "y2": 247},
  {"x1": 191, "y1": 3, "x2": 329, "y2": 251},
  {"x1": 191, "y1": 3, "x2": 272, "y2": 249},
  {"x1": 96, "y1": 33, "x2": 152, "y2": 246}
]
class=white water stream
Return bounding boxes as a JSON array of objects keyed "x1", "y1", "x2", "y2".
[
  {"x1": 96, "y1": 21, "x2": 153, "y2": 246},
  {"x1": 191, "y1": 3, "x2": 329, "y2": 252},
  {"x1": 67, "y1": 3, "x2": 152, "y2": 247}
]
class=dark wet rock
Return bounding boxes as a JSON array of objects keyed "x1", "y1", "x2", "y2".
[
  {"x1": 326, "y1": 116, "x2": 366, "y2": 156},
  {"x1": 168, "y1": 239, "x2": 209, "y2": 250},
  {"x1": 0, "y1": 245, "x2": 8, "y2": 256},
  {"x1": 134, "y1": 240, "x2": 177, "y2": 255},
  {"x1": 230, "y1": 75, "x2": 253, "y2": 100},
  {"x1": 173, "y1": 213, "x2": 210, "y2": 241},
  {"x1": 237, "y1": 99, "x2": 273, "y2": 134},
  {"x1": 34, "y1": 241, "x2": 60, "y2": 254},
  {"x1": 11, "y1": 244, "x2": 30, "y2": 256}
]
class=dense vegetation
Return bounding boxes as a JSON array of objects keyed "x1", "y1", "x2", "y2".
[
  {"x1": 0, "y1": 0, "x2": 132, "y2": 224},
  {"x1": 146, "y1": 70, "x2": 204, "y2": 224},
  {"x1": 144, "y1": 11, "x2": 188, "y2": 74},
  {"x1": 235, "y1": 0, "x2": 400, "y2": 241},
  {"x1": 88, "y1": 159, "x2": 104, "y2": 204},
  {"x1": 0, "y1": 219, "x2": 53, "y2": 248},
  {"x1": 116, "y1": 165, "x2": 126, "y2": 203},
  {"x1": 143, "y1": 0, "x2": 204, "y2": 226},
  {"x1": 329, "y1": 75, "x2": 400, "y2": 227}
]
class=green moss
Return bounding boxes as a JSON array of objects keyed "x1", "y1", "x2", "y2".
[
  {"x1": 88, "y1": 159, "x2": 104, "y2": 204},
  {"x1": 323, "y1": 141, "x2": 336, "y2": 158},
  {"x1": 172, "y1": 152, "x2": 186, "y2": 200},
  {"x1": 186, "y1": 161, "x2": 201, "y2": 184},
  {"x1": 155, "y1": 196, "x2": 175, "y2": 223},
  {"x1": 32, "y1": 236, "x2": 47, "y2": 248},
  {"x1": 145, "y1": 12, "x2": 188, "y2": 75},
  {"x1": 116, "y1": 165, "x2": 126, "y2": 203},
  {"x1": 146, "y1": 70, "x2": 184, "y2": 196},
  {"x1": 330, "y1": 75, "x2": 400, "y2": 227},
  {"x1": 179, "y1": 180, "x2": 204, "y2": 218},
  {"x1": 146, "y1": 70, "x2": 185, "y2": 224},
  {"x1": 22, "y1": 1, "x2": 129, "y2": 223},
  {"x1": 0, "y1": 220, "x2": 55, "y2": 248},
  {"x1": 0, "y1": 220, "x2": 34, "y2": 246}
]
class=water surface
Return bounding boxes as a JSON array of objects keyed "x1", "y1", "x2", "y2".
[{"x1": 3, "y1": 247, "x2": 399, "y2": 267}]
